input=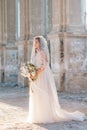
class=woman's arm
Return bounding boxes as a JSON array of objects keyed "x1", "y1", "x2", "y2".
[{"x1": 37, "y1": 51, "x2": 48, "y2": 74}]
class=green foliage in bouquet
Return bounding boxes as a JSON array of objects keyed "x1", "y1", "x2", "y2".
[
  {"x1": 26, "y1": 63, "x2": 38, "y2": 81},
  {"x1": 20, "y1": 63, "x2": 38, "y2": 81}
]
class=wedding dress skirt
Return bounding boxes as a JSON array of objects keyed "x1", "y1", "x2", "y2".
[{"x1": 27, "y1": 65, "x2": 86, "y2": 123}]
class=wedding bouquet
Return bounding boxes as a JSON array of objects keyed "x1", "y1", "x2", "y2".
[{"x1": 20, "y1": 63, "x2": 38, "y2": 81}]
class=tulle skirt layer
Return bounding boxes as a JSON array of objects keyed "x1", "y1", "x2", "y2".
[{"x1": 27, "y1": 66, "x2": 86, "y2": 123}]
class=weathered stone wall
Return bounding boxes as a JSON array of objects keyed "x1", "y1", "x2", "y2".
[
  {"x1": 48, "y1": 0, "x2": 87, "y2": 92},
  {"x1": 0, "y1": 0, "x2": 87, "y2": 92},
  {"x1": 64, "y1": 33, "x2": 87, "y2": 93}
]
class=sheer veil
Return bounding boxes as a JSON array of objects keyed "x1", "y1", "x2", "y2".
[{"x1": 30, "y1": 36, "x2": 49, "y2": 64}]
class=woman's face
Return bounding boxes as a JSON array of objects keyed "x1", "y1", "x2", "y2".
[{"x1": 34, "y1": 39, "x2": 40, "y2": 50}]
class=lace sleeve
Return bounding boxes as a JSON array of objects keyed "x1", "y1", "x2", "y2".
[{"x1": 40, "y1": 50, "x2": 48, "y2": 69}]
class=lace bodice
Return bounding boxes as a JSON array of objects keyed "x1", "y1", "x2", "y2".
[{"x1": 32, "y1": 50, "x2": 48, "y2": 69}]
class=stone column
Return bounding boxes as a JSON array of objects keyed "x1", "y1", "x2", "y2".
[
  {"x1": 48, "y1": 0, "x2": 65, "y2": 91},
  {"x1": 18, "y1": 0, "x2": 30, "y2": 40},
  {"x1": 17, "y1": 0, "x2": 30, "y2": 87},
  {"x1": 29, "y1": 0, "x2": 43, "y2": 37},
  {"x1": 3, "y1": 0, "x2": 18, "y2": 85},
  {"x1": 66, "y1": 0, "x2": 85, "y2": 32},
  {"x1": 50, "y1": 0, "x2": 60, "y2": 33},
  {"x1": 0, "y1": 0, "x2": 7, "y2": 43},
  {"x1": 7, "y1": 0, "x2": 16, "y2": 42},
  {"x1": 0, "y1": 0, "x2": 7, "y2": 83}
]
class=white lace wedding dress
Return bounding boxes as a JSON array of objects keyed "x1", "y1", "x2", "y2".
[{"x1": 27, "y1": 49, "x2": 86, "y2": 124}]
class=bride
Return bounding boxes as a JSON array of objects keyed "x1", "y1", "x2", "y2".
[{"x1": 27, "y1": 36, "x2": 86, "y2": 123}]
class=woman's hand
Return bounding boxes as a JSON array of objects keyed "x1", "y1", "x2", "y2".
[
  {"x1": 37, "y1": 67, "x2": 45, "y2": 74},
  {"x1": 30, "y1": 74, "x2": 35, "y2": 80}
]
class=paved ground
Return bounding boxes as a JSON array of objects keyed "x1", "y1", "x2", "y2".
[{"x1": 0, "y1": 86, "x2": 87, "y2": 130}]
